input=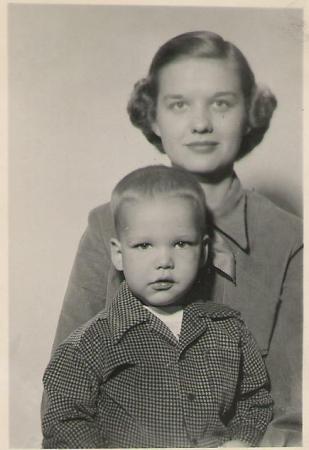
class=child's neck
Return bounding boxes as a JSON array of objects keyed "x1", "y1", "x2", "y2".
[
  {"x1": 145, "y1": 304, "x2": 183, "y2": 316},
  {"x1": 144, "y1": 304, "x2": 184, "y2": 340}
]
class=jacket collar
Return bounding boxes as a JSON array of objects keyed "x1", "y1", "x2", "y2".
[
  {"x1": 211, "y1": 173, "x2": 249, "y2": 252},
  {"x1": 185, "y1": 301, "x2": 240, "y2": 320},
  {"x1": 108, "y1": 282, "x2": 240, "y2": 343},
  {"x1": 206, "y1": 174, "x2": 249, "y2": 283},
  {"x1": 211, "y1": 232, "x2": 236, "y2": 283}
]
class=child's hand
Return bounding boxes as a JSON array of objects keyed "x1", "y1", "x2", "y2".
[{"x1": 221, "y1": 439, "x2": 248, "y2": 447}]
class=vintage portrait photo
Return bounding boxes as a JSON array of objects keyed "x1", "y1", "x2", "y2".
[{"x1": 6, "y1": 1, "x2": 304, "y2": 448}]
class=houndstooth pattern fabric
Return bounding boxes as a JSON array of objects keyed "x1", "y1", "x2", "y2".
[{"x1": 42, "y1": 281, "x2": 273, "y2": 448}]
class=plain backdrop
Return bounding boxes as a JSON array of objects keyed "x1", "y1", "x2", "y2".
[{"x1": 9, "y1": 4, "x2": 303, "y2": 448}]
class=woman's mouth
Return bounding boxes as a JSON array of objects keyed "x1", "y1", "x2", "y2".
[{"x1": 185, "y1": 141, "x2": 218, "y2": 153}]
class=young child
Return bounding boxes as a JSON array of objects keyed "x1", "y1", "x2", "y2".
[{"x1": 42, "y1": 165, "x2": 273, "y2": 448}]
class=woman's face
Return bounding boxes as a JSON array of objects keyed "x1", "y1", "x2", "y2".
[{"x1": 152, "y1": 57, "x2": 248, "y2": 177}]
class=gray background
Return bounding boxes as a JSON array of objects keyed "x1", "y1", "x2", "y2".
[{"x1": 9, "y1": 4, "x2": 303, "y2": 447}]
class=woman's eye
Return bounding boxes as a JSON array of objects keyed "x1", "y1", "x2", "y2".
[
  {"x1": 175, "y1": 241, "x2": 190, "y2": 248},
  {"x1": 169, "y1": 101, "x2": 187, "y2": 111},
  {"x1": 212, "y1": 100, "x2": 230, "y2": 112}
]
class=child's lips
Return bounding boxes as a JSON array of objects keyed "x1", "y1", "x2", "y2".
[{"x1": 150, "y1": 279, "x2": 174, "y2": 290}]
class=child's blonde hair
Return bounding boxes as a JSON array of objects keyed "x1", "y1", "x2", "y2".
[{"x1": 111, "y1": 165, "x2": 208, "y2": 237}]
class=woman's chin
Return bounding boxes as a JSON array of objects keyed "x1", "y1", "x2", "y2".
[{"x1": 179, "y1": 164, "x2": 234, "y2": 183}]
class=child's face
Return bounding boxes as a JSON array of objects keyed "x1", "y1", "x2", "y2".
[
  {"x1": 111, "y1": 196, "x2": 208, "y2": 307},
  {"x1": 152, "y1": 57, "x2": 248, "y2": 176}
]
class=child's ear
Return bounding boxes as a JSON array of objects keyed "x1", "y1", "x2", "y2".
[
  {"x1": 200, "y1": 234, "x2": 209, "y2": 267},
  {"x1": 110, "y1": 238, "x2": 123, "y2": 271}
]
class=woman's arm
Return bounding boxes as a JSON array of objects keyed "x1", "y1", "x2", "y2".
[
  {"x1": 42, "y1": 343, "x2": 105, "y2": 449},
  {"x1": 51, "y1": 204, "x2": 122, "y2": 352},
  {"x1": 261, "y1": 245, "x2": 303, "y2": 446}
]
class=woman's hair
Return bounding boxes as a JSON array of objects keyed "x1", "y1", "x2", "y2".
[
  {"x1": 111, "y1": 165, "x2": 208, "y2": 236},
  {"x1": 127, "y1": 31, "x2": 277, "y2": 159}
]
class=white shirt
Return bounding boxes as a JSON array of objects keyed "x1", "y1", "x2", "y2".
[{"x1": 144, "y1": 304, "x2": 184, "y2": 339}]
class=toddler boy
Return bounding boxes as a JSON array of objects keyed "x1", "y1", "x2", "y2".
[{"x1": 42, "y1": 165, "x2": 272, "y2": 448}]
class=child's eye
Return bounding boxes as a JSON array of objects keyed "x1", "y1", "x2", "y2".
[
  {"x1": 174, "y1": 241, "x2": 190, "y2": 248},
  {"x1": 134, "y1": 243, "x2": 151, "y2": 250}
]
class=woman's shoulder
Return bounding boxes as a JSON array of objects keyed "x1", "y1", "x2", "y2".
[
  {"x1": 87, "y1": 201, "x2": 114, "y2": 236},
  {"x1": 245, "y1": 189, "x2": 302, "y2": 247},
  {"x1": 89, "y1": 201, "x2": 112, "y2": 220}
]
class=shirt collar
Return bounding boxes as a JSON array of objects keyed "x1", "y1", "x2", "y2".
[
  {"x1": 211, "y1": 173, "x2": 249, "y2": 252},
  {"x1": 108, "y1": 282, "x2": 240, "y2": 343}
]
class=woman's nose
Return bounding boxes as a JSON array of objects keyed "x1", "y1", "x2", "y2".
[
  {"x1": 156, "y1": 248, "x2": 174, "y2": 270},
  {"x1": 191, "y1": 105, "x2": 213, "y2": 134}
]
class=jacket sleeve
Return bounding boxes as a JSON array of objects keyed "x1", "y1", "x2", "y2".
[
  {"x1": 226, "y1": 323, "x2": 273, "y2": 446},
  {"x1": 42, "y1": 342, "x2": 105, "y2": 449},
  {"x1": 51, "y1": 205, "x2": 122, "y2": 353},
  {"x1": 260, "y1": 244, "x2": 303, "y2": 447}
]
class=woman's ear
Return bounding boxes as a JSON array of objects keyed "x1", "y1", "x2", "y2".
[
  {"x1": 200, "y1": 235, "x2": 209, "y2": 267},
  {"x1": 110, "y1": 238, "x2": 123, "y2": 271},
  {"x1": 151, "y1": 120, "x2": 161, "y2": 137},
  {"x1": 244, "y1": 122, "x2": 252, "y2": 135}
]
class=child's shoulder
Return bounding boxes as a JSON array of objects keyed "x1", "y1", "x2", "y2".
[
  {"x1": 60, "y1": 309, "x2": 112, "y2": 352},
  {"x1": 44, "y1": 311, "x2": 115, "y2": 388},
  {"x1": 197, "y1": 302, "x2": 241, "y2": 321},
  {"x1": 196, "y1": 302, "x2": 247, "y2": 341}
]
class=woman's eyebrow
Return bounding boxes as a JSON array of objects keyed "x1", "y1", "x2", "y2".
[
  {"x1": 162, "y1": 92, "x2": 239, "y2": 101},
  {"x1": 212, "y1": 91, "x2": 238, "y2": 98},
  {"x1": 162, "y1": 94, "x2": 184, "y2": 101}
]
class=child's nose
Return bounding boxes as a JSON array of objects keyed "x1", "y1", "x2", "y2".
[{"x1": 155, "y1": 248, "x2": 174, "y2": 270}]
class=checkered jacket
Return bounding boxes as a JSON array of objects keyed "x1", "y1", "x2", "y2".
[{"x1": 42, "y1": 282, "x2": 273, "y2": 448}]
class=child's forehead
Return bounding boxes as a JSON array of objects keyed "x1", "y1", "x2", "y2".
[
  {"x1": 118, "y1": 194, "x2": 203, "y2": 234},
  {"x1": 122, "y1": 193, "x2": 198, "y2": 216}
]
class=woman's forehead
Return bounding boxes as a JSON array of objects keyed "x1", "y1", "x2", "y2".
[{"x1": 157, "y1": 57, "x2": 243, "y2": 95}]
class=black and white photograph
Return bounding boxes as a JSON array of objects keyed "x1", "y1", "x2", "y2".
[{"x1": 6, "y1": 2, "x2": 304, "y2": 448}]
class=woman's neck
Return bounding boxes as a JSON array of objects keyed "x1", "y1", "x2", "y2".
[{"x1": 194, "y1": 169, "x2": 235, "y2": 212}]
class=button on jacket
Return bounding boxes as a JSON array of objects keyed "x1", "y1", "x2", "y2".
[
  {"x1": 50, "y1": 174, "x2": 303, "y2": 445},
  {"x1": 43, "y1": 282, "x2": 273, "y2": 449}
]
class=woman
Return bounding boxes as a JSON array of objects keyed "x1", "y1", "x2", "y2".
[{"x1": 49, "y1": 31, "x2": 302, "y2": 446}]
